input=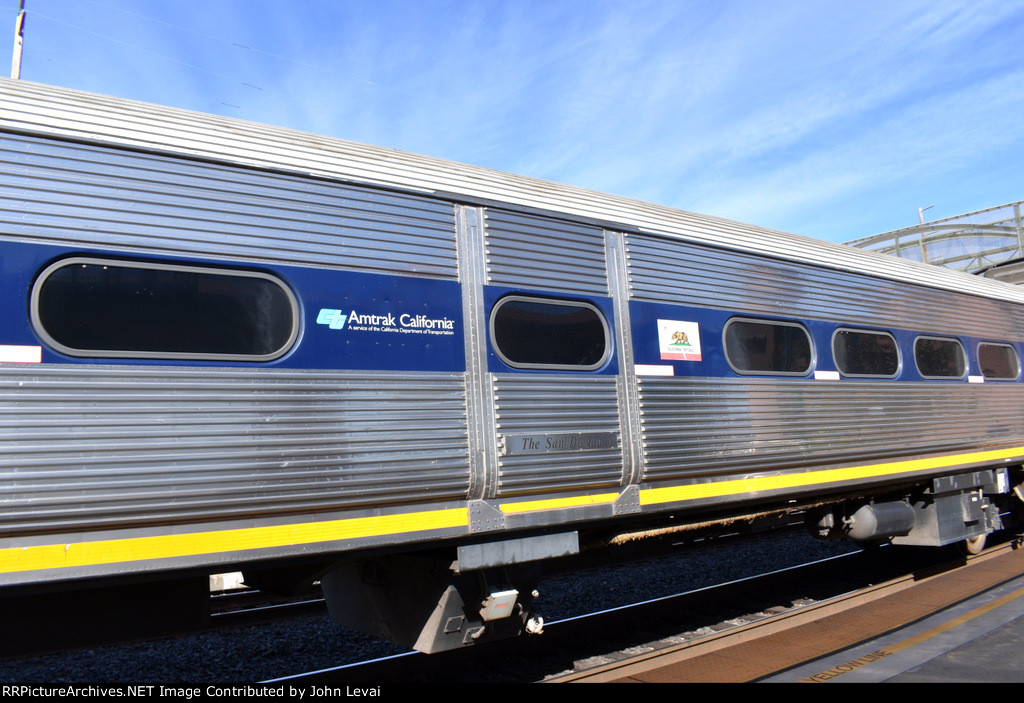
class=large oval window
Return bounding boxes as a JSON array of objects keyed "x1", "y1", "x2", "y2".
[
  {"x1": 32, "y1": 258, "x2": 298, "y2": 361},
  {"x1": 490, "y1": 296, "x2": 609, "y2": 370}
]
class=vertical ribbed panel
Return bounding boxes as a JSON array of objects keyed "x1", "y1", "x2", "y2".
[
  {"x1": 627, "y1": 234, "x2": 1024, "y2": 340},
  {"x1": 638, "y1": 376, "x2": 1024, "y2": 482},
  {"x1": 492, "y1": 375, "x2": 623, "y2": 495},
  {"x1": 484, "y1": 209, "x2": 608, "y2": 295},
  {"x1": 0, "y1": 367, "x2": 470, "y2": 534},
  {"x1": 0, "y1": 133, "x2": 458, "y2": 278}
]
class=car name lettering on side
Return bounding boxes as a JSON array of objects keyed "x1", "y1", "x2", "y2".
[{"x1": 501, "y1": 432, "x2": 619, "y2": 456}]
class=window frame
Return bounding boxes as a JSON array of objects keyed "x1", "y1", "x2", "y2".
[
  {"x1": 831, "y1": 327, "x2": 901, "y2": 379},
  {"x1": 912, "y1": 335, "x2": 968, "y2": 380},
  {"x1": 488, "y1": 294, "x2": 611, "y2": 371},
  {"x1": 977, "y1": 341, "x2": 1021, "y2": 381},
  {"x1": 30, "y1": 256, "x2": 300, "y2": 362},
  {"x1": 722, "y1": 316, "x2": 814, "y2": 377}
]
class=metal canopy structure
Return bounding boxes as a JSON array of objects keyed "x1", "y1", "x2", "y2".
[{"x1": 846, "y1": 201, "x2": 1024, "y2": 275}]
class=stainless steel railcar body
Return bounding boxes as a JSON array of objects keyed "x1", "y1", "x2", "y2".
[{"x1": 1, "y1": 79, "x2": 1023, "y2": 652}]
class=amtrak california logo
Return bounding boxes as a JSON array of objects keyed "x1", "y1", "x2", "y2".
[
  {"x1": 316, "y1": 309, "x2": 349, "y2": 329},
  {"x1": 316, "y1": 308, "x2": 455, "y2": 336}
]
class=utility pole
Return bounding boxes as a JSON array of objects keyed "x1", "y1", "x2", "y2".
[{"x1": 11, "y1": 0, "x2": 25, "y2": 80}]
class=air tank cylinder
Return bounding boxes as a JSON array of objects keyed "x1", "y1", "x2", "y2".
[{"x1": 844, "y1": 501, "x2": 916, "y2": 541}]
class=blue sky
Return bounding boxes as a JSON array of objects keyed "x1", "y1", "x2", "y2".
[{"x1": 5, "y1": 0, "x2": 1024, "y2": 243}]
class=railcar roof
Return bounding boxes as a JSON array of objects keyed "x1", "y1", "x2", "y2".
[{"x1": 3, "y1": 78, "x2": 1023, "y2": 306}]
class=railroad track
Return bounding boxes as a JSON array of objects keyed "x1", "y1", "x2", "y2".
[
  {"x1": 552, "y1": 537, "x2": 1024, "y2": 683},
  {"x1": 209, "y1": 587, "x2": 328, "y2": 630},
  {"x1": 268, "y1": 537, "x2": 1024, "y2": 684}
]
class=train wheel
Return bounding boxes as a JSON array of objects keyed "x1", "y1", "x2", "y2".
[{"x1": 959, "y1": 534, "x2": 987, "y2": 555}]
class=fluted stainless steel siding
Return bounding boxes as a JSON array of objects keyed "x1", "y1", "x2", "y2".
[
  {"x1": 627, "y1": 234, "x2": 1024, "y2": 339},
  {"x1": 628, "y1": 231, "x2": 1024, "y2": 485},
  {"x1": 638, "y1": 377, "x2": 1024, "y2": 483},
  {"x1": 492, "y1": 375, "x2": 623, "y2": 495},
  {"x1": 484, "y1": 209, "x2": 608, "y2": 295},
  {"x1": 0, "y1": 133, "x2": 457, "y2": 278},
  {"x1": 9, "y1": 79, "x2": 1021, "y2": 307},
  {"x1": 0, "y1": 367, "x2": 470, "y2": 534},
  {"x1": 482, "y1": 212, "x2": 620, "y2": 496}
]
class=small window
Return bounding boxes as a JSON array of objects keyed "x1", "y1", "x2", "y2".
[
  {"x1": 32, "y1": 258, "x2": 298, "y2": 361},
  {"x1": 724, "y1": 318, "x2": 812, "y2": 375},
  {"x1": 833, "y1": 329, "x2": 899, "y2": 377},
  {"x1": 979, "y1": 342, "x2": 1020, "y2": 380},
  {"x1": 914, "y1": 336, "x2": 966, "y2": 379},
  {"x1": 490, "y1": 296, "x2": 609, "y2": 370}
]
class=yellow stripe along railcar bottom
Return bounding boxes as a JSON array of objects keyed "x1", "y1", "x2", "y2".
[
  {"x1": 1, "y1": 445, "x2": 1022, "y2": 575},
  {"x1": 0, "y1": 508, "x2": 470, "y2": 575},
  {"x1": 638, "y1": 444, "x2": 1024, "y2": 506}
]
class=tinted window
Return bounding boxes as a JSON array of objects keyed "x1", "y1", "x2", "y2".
[
  {"x1": 33, "y1": 258, "x2": 297, "y2": 360},
  {"x1": 833, "y1": 329, "x2": 899, "y2": 377},
  {"x1": 724, "y1": 319, "x2": 812, "y2": 375},
  {"x1": 914, "y1": 337, "x2": 966, "y2": 378},
  {"x1": 979, "y1": 343, "x2": 1020, "y2": 380},
  {"x1": 490, "y1": 296, "x2": 608, "y2": 369}
]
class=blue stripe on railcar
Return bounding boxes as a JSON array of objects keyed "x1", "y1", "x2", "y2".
[
  {"x1": 5, "y1": 241, "x2": 1022, "y2": 383},
  {"x1": 0, "y1": 241, "x2": 465, "y2": 372},
  {"x1": 628, "y1": 299, "x2": 1021, "y2": 383}
]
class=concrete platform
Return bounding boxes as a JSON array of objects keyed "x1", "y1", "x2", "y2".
[{"x1": 763, "y1": 566, "x2": 1024, "y2": 683}]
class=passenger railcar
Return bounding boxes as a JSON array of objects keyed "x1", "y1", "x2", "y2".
[{"x1": 1, "y1": 79, "x2": 1023, "y2": 653}]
